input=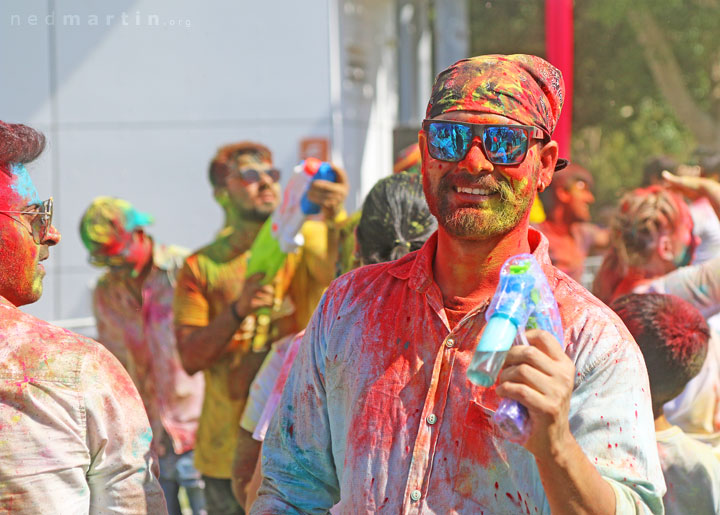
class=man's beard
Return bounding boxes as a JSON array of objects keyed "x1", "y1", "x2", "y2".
[
  {"x1": 423, "y1": 171, "x2": 534, "y2": 240},
  {"x1": 236, "y1": 203, "x2": 274, "y2": 223}
]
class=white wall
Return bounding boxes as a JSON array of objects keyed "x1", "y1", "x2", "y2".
[{"x1": 1, "y1": 0, "x2": 338, "y2": 322}]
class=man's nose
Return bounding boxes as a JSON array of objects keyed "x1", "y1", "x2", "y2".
[
  {"x1": 258, "y1": 171, "x2": 274, "y2": 187},
  {"x1": 43, "y1": 224, "x2": 61, "y2": 246},
  {"x1": 458, "y1": 140, "x2": 493, "y2": 174}
]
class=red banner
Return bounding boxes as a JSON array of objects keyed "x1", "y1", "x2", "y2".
[{"x1": 545, "y1": 0, "x2": 574, "y2": 161}]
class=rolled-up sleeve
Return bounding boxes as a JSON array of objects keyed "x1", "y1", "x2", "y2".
[
  {"x1": 251, "y1": 293, "x2": 340, "y2": 514},
  {"x1": 567, "y1": 315, "x2": 666, "y2": 514}
]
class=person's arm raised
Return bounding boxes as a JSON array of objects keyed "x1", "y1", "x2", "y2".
[
  {"x1": 663, "y1": 170, "x2": 720, "y2": 219},
  {"x1": 176, "y1": 272, "x2": 273, "y2": 375}
]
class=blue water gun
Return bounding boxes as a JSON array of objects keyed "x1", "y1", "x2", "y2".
[{"x1": 467, "y1": 253, "x2": 564, "y2": 443}]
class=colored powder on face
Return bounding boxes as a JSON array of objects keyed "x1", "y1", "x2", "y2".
[{"x1": 8, "y1": 164, "x2": 41, "y2": 205}]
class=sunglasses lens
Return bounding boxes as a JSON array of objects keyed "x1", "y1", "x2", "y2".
[
  {"x1": 427, "y1": 122, "x2": 472, "y2": 162},
  {"x1": 482, "y1": 126, "x2": 529, "y2": 165},
  {"x1": 240, "y1": 169, "x2": 261, "y2": 183},
  {"x1": 268, "y1": 169, "x2": 281, "y2": 182}
]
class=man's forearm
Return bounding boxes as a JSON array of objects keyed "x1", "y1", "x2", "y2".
[
  {"x1": 176, "y1": 305, "x2": 242, "y2": 375},
  {"x1": 701, "y1": 179, "x2": 720, "y2": 220},
  {"x1": 535, "y1": 437, "x2": 616, "y2": 515}
]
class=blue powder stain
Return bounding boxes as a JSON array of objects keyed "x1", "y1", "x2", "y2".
[{"x1": 9, "y1": 164, "x2": 41, "y2": 204}]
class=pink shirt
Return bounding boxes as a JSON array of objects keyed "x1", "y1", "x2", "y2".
[
  {"x1": 254, "y1": 229, "x2": 665, "y2": 514},
  {"x1": 93, "y1": 245, "x2": 204, "y2": 454},
  {"x1": 0, "y1": 296, "x2": 166, "y2": 513}
]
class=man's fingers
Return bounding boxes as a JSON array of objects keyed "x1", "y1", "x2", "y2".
[
  {"x1": 499, "y1": 362, "x2": 554, "y2": 395},
  {"x1": 502, "y1": 345, "x2": 557, "y2": 377},
  {"x1": 495, "y1": 381, "x2": 558, "y2": 417},
  {"x1": 524, "y1": 329, "x2": 566, "y2": 360}
]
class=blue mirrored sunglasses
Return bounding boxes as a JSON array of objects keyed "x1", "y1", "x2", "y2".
[{"x1": 422, "y1": 119, "x2": 547, "y2": 166}]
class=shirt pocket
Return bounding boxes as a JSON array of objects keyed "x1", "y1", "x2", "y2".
[{"x1": 452, "y1": 400, "x2": 512, "y2": 509}]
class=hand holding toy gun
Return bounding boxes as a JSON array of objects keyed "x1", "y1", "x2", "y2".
[
  {"x1": 466, "y1": 253, "x2": 564, "y2": 444},
  {"x1": 244, "y1": 158, "x2": 337, "y2": 350}
]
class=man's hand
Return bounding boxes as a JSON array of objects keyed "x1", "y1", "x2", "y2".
[
  {"x1": 305, "y1": 164, "x2": 349, "y2": 221},
  {"x1": 495, "y1": 329, "x2": 575, "y2": 460},
  {"x1": 662, "y1": 170, "x2": 713, "y2": 200},
  {"x1": 233, "y1": 272, "x2": 275, "y2": 321}
]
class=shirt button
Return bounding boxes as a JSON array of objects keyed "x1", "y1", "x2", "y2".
[
  {"x1": 445, "y1": 337, "x2": 455, "y2": 348},
  {"x1": 426, "y1": 413, "x2": 437, "y2": 425},
  {"x1": 410, "y1": 489, "x2": 421, "y2": 501}
]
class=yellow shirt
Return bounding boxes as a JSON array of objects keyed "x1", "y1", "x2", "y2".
[{"x1": 173, "y1": 219, "x2": 337, "y2": 478}]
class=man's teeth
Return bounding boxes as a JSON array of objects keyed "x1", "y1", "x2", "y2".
[{"x1": 455, "y1": 186, "x2": 493, "y2": 195}]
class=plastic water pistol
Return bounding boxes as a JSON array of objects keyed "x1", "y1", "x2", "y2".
[
  {"x1": 244, "y1": 158, "x2": 337, "y2": 351},
  {"x1": 466, "y1": 253, "x2": 564, "y2": 444}
]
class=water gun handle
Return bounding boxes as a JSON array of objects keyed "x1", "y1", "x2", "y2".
[{"x1": 300, "y1": 161, "x2": 337, "y2": 215}]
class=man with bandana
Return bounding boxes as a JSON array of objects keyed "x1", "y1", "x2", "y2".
[
  {"x1": 174, "y1": 142, "x2": 347, "y2": 514},
  {"x1": 79, "y1": 197, "x2": 206, "y2": 514},
  {"x1": 253, "y1": 55, "x2": 665, "y2": 513},
  {"x1": 0, "y1": 122, "x2": 166, "y2": 512}
]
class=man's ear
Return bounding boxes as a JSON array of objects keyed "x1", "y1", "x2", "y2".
[
  {"x1": 418, "y1": 131, "x2": 428, "y2": 175},
  {"x1": 656, "y1": 234, "x2": 675, "y2": 262},
  {"x1": 556, "y1": 187, "x2": 572, "y2": 203},
  {"x1": 536, "y1": 140, "x2": 558, "y2": 192}
]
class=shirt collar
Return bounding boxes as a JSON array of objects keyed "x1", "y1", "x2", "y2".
[{"x1": 387, "y1": 227, "x2": 555, "y2": 294}]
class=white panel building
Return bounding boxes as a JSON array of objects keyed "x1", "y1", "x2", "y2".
[{"x1": 0, "y1": 0, "x2": 467, "y2": 331}]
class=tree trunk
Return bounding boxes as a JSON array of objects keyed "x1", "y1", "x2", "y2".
[{"x1": 627, "y1": 9, "x2": 720, "y2": 151}]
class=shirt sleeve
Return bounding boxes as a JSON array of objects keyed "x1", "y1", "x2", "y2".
[
  {"x1": 567, "y1": 311, "x2": 666, "y2": 514},
  {"x1": 82, "y1": 343, "x2": 167, "y2": 514},
  {"x1": 173, "y1": 255, "x2": 211, "y2": 328},
  {"x1": 240, "y1": 338, "x2": 291, "y2": 433},
  {"x1": 648, "y1": 256, "x2": 720, "y2": 320},
  {"x1": 251, "y1": 294, "x2": 341, "y2": 514}
]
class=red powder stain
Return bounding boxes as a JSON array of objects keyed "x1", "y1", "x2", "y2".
[
  {"x1": 615, "y1": 443, "x2": 618, "y2": 447},
  {"x1": 506, "y1": 492, "x2": 515, "y2": 502},
  {"x1": 370, "y1": 478, "x2": 375, "y2": 487},
  {"x1": 607, "y1": 444, "x2": 612, "y2": 449},
  {"x1": 517, "y1": 491, "x2": 523, "y2": 502},
  {"x1": 406, "y1": 446, "x2": 410, "y2": 453},
  {"x1": 288, "y1": 424, "x2": 294, "y2": 437},
  {"x1": 495, "y1": 482, "x2": 499, "y2": 489},
  {"x1": 635, "y1": 410, "x2": 638, "y2": 419}
]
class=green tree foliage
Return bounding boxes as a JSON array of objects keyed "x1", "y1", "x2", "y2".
[{"x1": 468, "y1": 0, "x2": 719, "y2": 209}]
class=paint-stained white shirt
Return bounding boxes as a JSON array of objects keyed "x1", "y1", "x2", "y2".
[
  {"x1": 253, "y1": 230, "x2": 665, "y2": 514},
  {"x1": 0, "y1": 296, "x2": 166, "y2": 514},
  {"x1": 656, "y1": 425, "x2": 720, "y2": 514}
]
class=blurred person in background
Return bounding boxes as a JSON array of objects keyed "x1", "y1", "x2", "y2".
[
  {"x1": 643, "y1": 154, "x2": 720, "y2": 269},
  {"x1": 612, "y1": 293, "x2": 720, "y2": 514},
  {"x1": 173, "y1": 142, "x2": 347, "y2": 514},
  {"x1": 0, "y1": 122, "x2": 166, "y2": 513},
  {"x1": 80, "y1": 197, "x2": 206, "y2": 515},
  {"x1": 234, "y1": 171, "x2": 437, "y2": 510},
  {"x1": 535, "y1": 163, "x2": 609, "y2": 282},
  {"x1": 593, "y1": 178, "x2": 720, "y2": 452},
  {"x1": 393, "y1": 142, "x2": 421, "y2": 175}
]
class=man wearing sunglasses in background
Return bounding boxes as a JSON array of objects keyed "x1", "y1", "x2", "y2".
[
  {"x1": 0, "y1": 122, "x2": 166, "y2": 512},
  {"x1": 173, "y1": 141, "x2": 347, "y2": 514},
  {"x1": 79, "y1": 197, "x2": 206, "y2": 514},
  {"x1": 254, "y1": 55, "x2": 664, "y2": 514}
]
